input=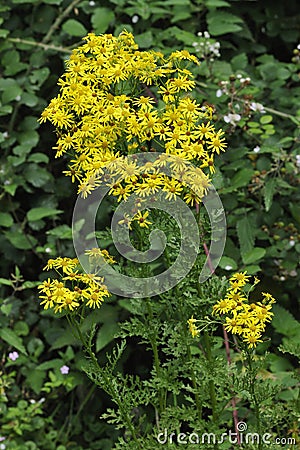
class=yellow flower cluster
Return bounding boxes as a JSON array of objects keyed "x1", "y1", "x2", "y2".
[
  {"x1": 38, "y1": 250, "x2": 115, "y2": 313},
  {"x1": 187, "y1": 316, "x2": 200, "y2": 338},
  {"x1": 212, "y1": 272, "x2": 276, "y2": 348},
  {"x1": 188, "y1": 272, "x2": 276, "y2": 349},
  {"x1": 39, "y1": 31, "x2": 227, "y2": 213}
]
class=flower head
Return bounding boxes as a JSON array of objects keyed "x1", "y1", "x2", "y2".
[
  {"x1": 60, "y1": 365, "x2": 70, "y2": 375},
  {"x1": 8, "y1": 351, "x2": 19, "y2": 361},
  {"x1": 212, "y1": 272, "x2": 276, "y2": 348}
]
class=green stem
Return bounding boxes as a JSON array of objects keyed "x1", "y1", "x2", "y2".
[
  {"x1": 145, "y1": 298, "x2": 165, "y2": 413},
  {"x1": 203, "y1": 331, "x2": 218, "y2": 424},
  {"x1": 264, "y1": 106, "x2": 300, "y2": 123},
  {"x1": 8, "y1": 38, "x2": 72, "y2": 54},
  {"x1": 70, "y1": 316, "x2": 142, "y2": 449},
  {"x1": 42, "y1": 0, "x2": 82, "y2": 44},
  {"x1": 186, "y1": 340, "x2": 203, "y2": 420},
  {"x1": 246, "y1": 350, "x2": 262, "y2": 448},
  {"x1": 165, "y1": 244, "x2": 202, "y2": 420}
]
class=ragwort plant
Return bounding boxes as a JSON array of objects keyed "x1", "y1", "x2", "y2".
[{"x1": 36, "y1": 32, "x2": 297, "y2": 450}]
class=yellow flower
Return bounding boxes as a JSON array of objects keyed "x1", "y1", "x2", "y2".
[
  {"x1": 229, "y1": 280, "x2": 243, "y2": 292},
  {"x1": 52, "y1": 257, "x2": 79, "y2": 274},
  {"x1": 211, "y1": 272, "x2": 275, "y2": 349},
  {"x1": 110, "y1": 183, "x2": 132, "y2": 202},
  {"x1": 167, "y1": 75, "x2": 195, "y2": 93},
  {"x1": 229, "y1": 271, "x2": 251, "y2": 285},
  {"x1": 38, "y1": 278, "x2": 53, "y2": 293},
  {"x1": 187, "y1": 316, "x2": 200, "y2": 338},
  {"x1": 133, "y1": 210, "x2": 152, "y2": 228},
  {"x1": 183, "y1": 191, "x2": 202, "y2": 206},
  {"x1": 212, "y1": 299, "x2": 232, "y2": 315},
  {"x1": 262, "y1": 292, "x2": 276, "y2": 304},
  {"x1": 207, "y1": 130, "x2": 227, "y2": 154},
  {"x1": 85, "y1": 290, "x2": 106, "y2": 309},
  {"x1": 200, "y1": 155, "x2": 215, "y2": 174},
  {"x1": 195, "y1": 122, "x2": 215, "y2": 139},
  {"x1": 39, "y1": 291, "x2": 55, "y2": 310},
  {"x1": 242, "y1": 332, "x2": 263, "y2": 348},
  {"x1": 224, "y1": 315, "x2": 243, "y2": 335},
  {"x1": 163, "y1": 179, "x2": 183, "y2": 200}
]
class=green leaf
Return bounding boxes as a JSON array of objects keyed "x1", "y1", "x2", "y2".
[
  {"x1": 222, "y1": 168, "x2": 253, "y2": 193},
  {"x1": 96, "y1": 322, "x2": 119, "y2": 352},
  {"x1": 219, "y1": 256, "x2": 237, "y2": 270},
  {"x1": 260, "y1": 115, "x2": 273, "y2": 124},
  {"x1": 14, "y1": 321, "x2": 30, "y2": 336},
  {"x1": 272, "y1": 305, "x2": 300, "y2": 337},
  {"x1": 0, "y1": 78, "x2": 22, "y2": 103},
  {"x1": 36, "y1": 359, "x2": 64, "y2": 371},
  {"x1": 206, "y1": 0, "x2": 230, "y2": 6},
  {"x1": 24, "y1": 164, "x2": 52, "y2": 187},
  {"x1": 231, "y1": 53, "x2": 248, "y2": 71},
  {"x1": 27, "y1": 207, "x2": 63, "y2": 222},
  {"x1": 27, "y1": 153, "x2": 49, "y2": 164},
  {"x1": 0, "y1": 327, "x2": 28, "y2": 355},
  {"x1": 135, "y1": 31, "x2": 153, "y2": 48},
  {"x1": 0, "y1": 212, "x2": 13, "y2": 227},
  {"x1": 242, "y1": 247, "x2": 266, "y2": 264},
  {"x1": 92, "y1": 8, "x2": 115, "y2": 34},
  {"x1": 29, "y1": 67, "x2": 50, "y2": 86},
  {"x1": 207, "y1": 11, "x2": 243, "y2": 36},
  {"x1": 25, "y1": 368, "x2": 46, "y2": 394},
  {"x1": 5, "y1": 230, "x2": 37, "y2": 249},
  {"x1": 47, "y1": 224, "x2": 72, "y2": 239},
  {"x1": 0, "y1": 29, "x2": 9, "y2": 38},
  {"x1": 289, "y1": 203, "x2": 300, "y2": 224},
  {"x1": 171, "y1": 9, "x2": 192, "y2": 23},
  {"x1": 237, "y1": 216, "x2": 255, "y2": 257},
  {"x1": 264, "y1": 178, "x2": 276, "y2": 212},
  {"x1": 43, "y1": 0, "x2": 63, "y2": 4},
  {"x1": 17, "y1": 130, "x2": 39, "y2": 149},
  {"x1": 62, "y1": 19, "x2": 87, "y2": 37},
  {"x1": 3, "y1": 183, "x2": 18, "y2": 196},
  {"x1": 0, "y1": 277, "x2": 13, "y2": 286}
]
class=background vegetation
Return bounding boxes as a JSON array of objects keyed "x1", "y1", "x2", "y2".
[{"x1": 0, "y1": 0, "x2": 299, "y2": 448}]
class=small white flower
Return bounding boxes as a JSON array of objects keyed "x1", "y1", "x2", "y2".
[
  {"x1": 204, "y1": 31, "x2": 210, "y2": 38},
  {"x1": 253, "y1": 146, "x2": 260, "y2": 153},
  {"x1": 224, "y1": 113, "x2": 241, "y2": 124},
  {"x1": 60, "y1": 365, "x2": 70, "y2": 375},
  {"x1": 289, "y1": 240, "x2": 295, "y2": 247},
  {"x1": 29, "y1": 399, "x2": 36, "y2": 404},
  {"x1": 8, "y1": 351, "x2": 19, "y2": 361},
  {"x1": 2, "y1": 132, "x2": 8, "y2": 138},
  {"x1": 89, "y1": 0, "x2": 95, "y2": 5},
  {"x1": 15, "y1": 95, "x2": 21, "y2": 101},
  {"x1": 45, "y1": 247, "x2": 52, "y2": 253},
  {"x1": 197, "y1": 31, "x2": 202, "y2": 37},
  {"x1": 295, "y1": 155, "x2": 300, "y2": 168},
  {"x1": 224, "y1": 265, "x2": 233, "y2": 270},
  {"x1": 216, "y1": 89, "x2": 223, "y2": 98},
  {"x1": 131, "y1": 15, "x2": 139, "y2": 23},
  {"x1": 250, "y1": 102, "x2": 265, "y2": 113}
]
